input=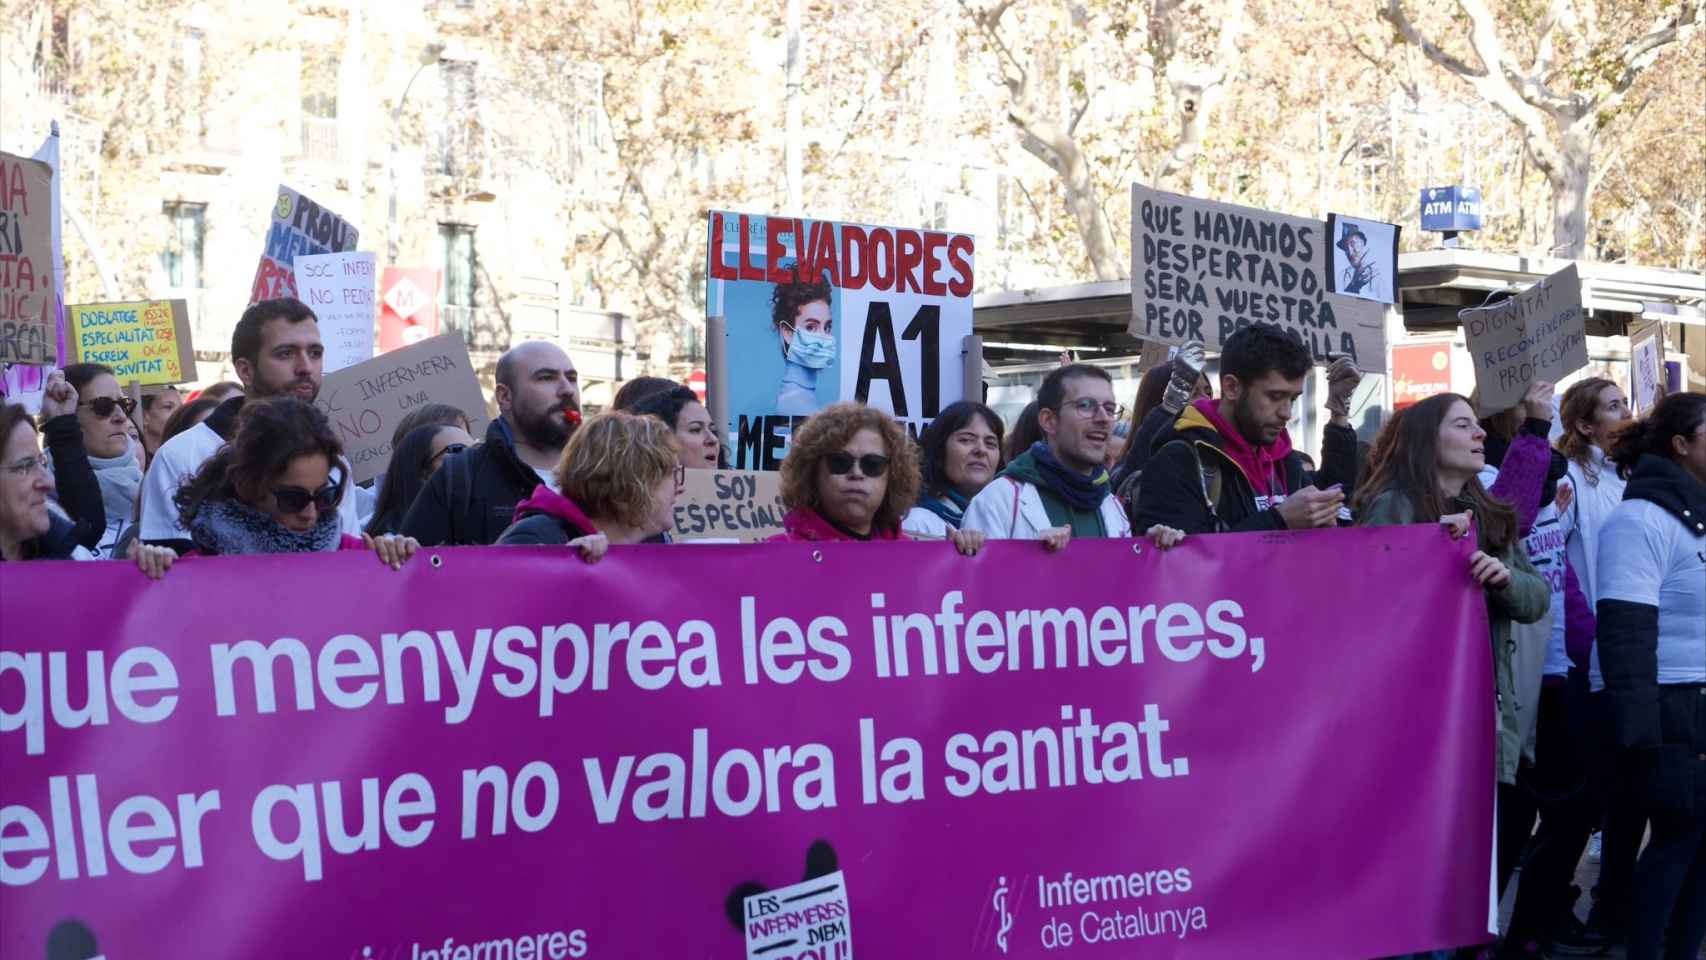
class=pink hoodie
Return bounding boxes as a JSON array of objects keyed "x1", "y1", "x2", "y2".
[
  {"x1": 1188, "y1": 398, "x2": 1294, "y2": 497},
  {"x1": 771, "y1": 507, "x2": 903, "y2": 543}
]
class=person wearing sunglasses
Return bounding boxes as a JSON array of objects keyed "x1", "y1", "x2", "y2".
[
  {"x1": 15, "y1": 369, "x2": 108, "y2": 556},
  {"x1": 771, "y1": 403, "x2": 921, "y2": 545},
  {"x1": 497, "y1": 411, "x2": 681, "y2": 560},
  {"x1": 131, "y1": 397, "x2": 418, "y2": 578},
  {"x1": 59, "y1": 363, "x2": 145, "y2": 558},
  {"x1": 0, "y1": 399, "x2": 101, "y2": 562},
  {"x1": 365, "y1": 423, "x2": 476, "y2": 537},
  {"x1": 965, "y1": 364, "x2": 1183, "y2": 552}
]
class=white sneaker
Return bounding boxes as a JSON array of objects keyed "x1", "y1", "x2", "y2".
[{"x1": 1585, "y1": 831, "x2": 1602, "y2": 864}]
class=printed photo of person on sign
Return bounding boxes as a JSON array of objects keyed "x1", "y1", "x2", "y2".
[
  {"x1": 1328, "y1": 216, "x2": 1397, "y2": 305},
  {"x1": 771, "y1": 272, "x2": 835, "y2": 416}
]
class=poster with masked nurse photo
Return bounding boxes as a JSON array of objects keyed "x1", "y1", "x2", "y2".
[{"x1": 707, "y1": 211, "x2": 975, "y2": 470}]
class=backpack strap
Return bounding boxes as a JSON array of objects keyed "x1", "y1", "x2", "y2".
[{"x1": 1187, "y1": 443, "x2": 1227, "y2": 534}]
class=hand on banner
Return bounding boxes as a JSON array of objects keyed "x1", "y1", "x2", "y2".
[
  {"x1": 1439, "y1": 510, "x2": 1473, "y2": 540},
  {"x1": 1145, "y1": 524, "x2": 1186, "y2": 550},
  {"x1": 364, "y1": 533, "x2": 421, "y2": 570},
  {"x1": 1275, "y1": 485, "x2": 1343, "y2": 529},
  {"x1": 134, "y1": 544, "x2": 177, "y2": 580},
  {"x1": 38, "y1": 371, "x2": 76, "y2": 420},
  {"x1": 1523, "y1": 380, "x2": 1556, "y2": 422},
  {"x1": 1554, "y1": 482, "x2": 1574, "y2": 514},
  {"x1": 1324, "y1": 356, "x2": 1363, "y2": 422},
  {"x1": 1039, "y1": 526, "x2": 1071, "y2": 553},
  {"x1": 1469, "y1": 550, "x2": 1511, "y2": 590},
  {"x1": 948, "y1": 527, "x2": 985, "y2": 557},
  {"x1": 568, "y1": 532, "x2": 610, "y2": 563}
]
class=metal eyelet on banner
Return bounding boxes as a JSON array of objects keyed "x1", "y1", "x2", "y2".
[
  {"x1": 430, "y1": 555, "x2": 443, "y2": 569},
  {"x1": 1131, "y1": 543, "x2": 1143, "y2": 555},
  {"x1": 812, "y1": 550, "x2": 823, "y2": 563}
]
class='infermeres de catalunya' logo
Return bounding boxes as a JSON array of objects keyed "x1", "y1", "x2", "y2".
[{"x1": 993, "y1": 876, "x2": 1015, "y2": 954}]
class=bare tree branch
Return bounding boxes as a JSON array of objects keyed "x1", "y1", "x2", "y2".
[{"x1": 1591, "y1": 1, "x2": 1702, "y2": 113}]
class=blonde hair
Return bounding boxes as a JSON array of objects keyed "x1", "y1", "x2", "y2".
[
  {"x1": 554, "y1": 412, "x2": 680, "y2": 528},
  {"x1": 780, "y1": 402, "x2": 920, "y2": 533}
]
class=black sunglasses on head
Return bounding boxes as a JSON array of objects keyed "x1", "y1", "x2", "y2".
[
  {"x1": 428, "y1": 442, "x2": 468, "y2": 466},
  {"x1": 825, "y1": 452, "x2": 890, "y2": 478},
  {"x1": 81, "y1": 396, "x2": 137, "y2": 418}
]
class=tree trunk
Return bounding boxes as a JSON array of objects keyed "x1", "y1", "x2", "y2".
[
  {"x1": 1012, "y1": 118, "x2": 1125, "y2": 281},
  {"x1": 1551, "y1": 126, "x2": 1593, "y2": 258}
]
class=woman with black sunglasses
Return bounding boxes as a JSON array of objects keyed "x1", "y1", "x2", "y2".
[
  {"x1": 132, "y1": 397, "x2": 419, "y2": 577},
  {"x1": 365, "y1": 422, "x2": 476, "y2": 536},
  {"x1": 773, "y1": 403, "x2": 981, "y2": 555},
  {"x1": 59, "y1": 363, "x2": 145, "y2": 557}
]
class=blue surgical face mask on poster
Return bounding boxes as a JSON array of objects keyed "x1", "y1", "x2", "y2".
[{"x1": 787, "y1": 327, "x2": 837, "y2": 369}]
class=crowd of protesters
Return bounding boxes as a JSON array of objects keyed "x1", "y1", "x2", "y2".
[{"x1": 1, "y1": 295, "x2": 1700, "y2": 960}]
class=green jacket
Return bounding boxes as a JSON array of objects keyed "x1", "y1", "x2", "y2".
[{"x1": 1359, "y1": 490, "x2": 1551, "y2": 784}]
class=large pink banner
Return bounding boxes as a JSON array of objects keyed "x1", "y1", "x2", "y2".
[{"x1": 2, "y1": 527, "x2": 1492, "y2": 959}]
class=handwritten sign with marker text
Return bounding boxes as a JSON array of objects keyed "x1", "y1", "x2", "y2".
[
  {"x1": 1460, "y1": 265, "x2": 1588, "y2": 415},
  {"x1": 315, "y1": 332, "x2": 489, "y2": 483},
  {"x1": 1129, "y1": 185, "x2": 1388, "y2": 371},
  {"x1": 67, "y1": 300, "x2": 194, "y2": 385},
  {"x1": 0, "y1": 151, "x2": 56, "y2": 365},
  {"x1": 673, "y1": 470, "x2": 785, "y2": 542},
  {"x1": 249, "y1": 184, "x2": 359, "y2": 304},
  {"x1": 294, "y1": 252, "x2": 377, "y2": 373}
]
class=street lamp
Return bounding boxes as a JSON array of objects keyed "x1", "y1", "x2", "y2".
[{"x1": 388, "y1": 43, "x2": 446, "y2": 265}]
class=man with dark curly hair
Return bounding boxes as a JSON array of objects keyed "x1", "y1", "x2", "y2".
[{"x1": 771, "y1": 275, "x2": 835, "y2": 415}]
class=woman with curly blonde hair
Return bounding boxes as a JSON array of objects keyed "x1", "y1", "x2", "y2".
[
  {"x1": 497, "y1": 411, "x2": 683, "y2": 562},
  {"x1": 774, "y1": 402, "x2": 982, "y2": 554}
]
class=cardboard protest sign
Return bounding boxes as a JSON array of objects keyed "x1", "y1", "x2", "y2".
[
  {"x1": 295, "y1": 252, "x2": 378, "y2": 373},
  {"x1": 1459, "y1": 265, "x2": 1588, "y2": 415},
  {"x1": 708, "y1": 211, "x2": 974, "y2": 469},
  {"x1": 672, "y1": 469, "x2": 785, "y2": 542},
  {"x1": 1324, "y1": 213, "x2": 1400, "y2": 305},
  {"x1": 0, "y1": 151, "x2": 57, "y2": 365},
  {"x1": 1129, "y1": 185, "x2": 1388, "y2": 371},
  {"x1": 315, "y1": 332, "x2": 489, "y2": 483},
  {"x1": 67, "y1": 300, "x2": 195, "y2": 385},
  {"x1": 1629, "y1": 321, "x2": 1665, "y2": 414},
  {"x1": 249, "y1": 185, "x2": 360, "y2": 305}
]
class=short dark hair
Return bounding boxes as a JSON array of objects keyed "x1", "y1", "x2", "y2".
[
  {"x1": 611, "y1": 377, "x2": 680, "y2": 412},
  {"x1": 231, "y1": 298, "x2": 317, "y2": 367},
  {"x1": 918, "y1": 401, "x2": 1006, "y2": 498},
  {"x1": 392, "y1": 402, "x2": 471, "y2": 449},
  {"x1": 630, "y1": 385, "x2": 700, "y2": 429},
  {"x1": 367, "y1": 424, "x2": 459, "y2": 536},
  {"x1": 1220, "y1": 323, "x2": 1310, "y2": 386},
  {"x1": 61, "y1": 363, "x2": 116, "y2": 392},
  {"x1": 1037, "y1": 363, "x2": 1112, "y2": 412},
  {"x1": 198, "y1": 382, "x2": 244, "y2": 404},
  {"x1": 161, "y1": 396, "x2": 220, "y2": 444},
  {"x1": 771, "y1": 275, "x2": 833, "y2": 332}
]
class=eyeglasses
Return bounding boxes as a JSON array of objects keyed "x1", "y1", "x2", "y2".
[
  {"x1": 270, "y1": 481, "x2": 343, "y2": 515},
  {"x1": 1060, "y1": 398, "x2": 1124, "y2": 420},
  {"x1": 825, "y1": 452, "x2": 890, "y2": 478},
  {"x1": 80, "y1": 396, "x2": 137, "y2": 418},
  {"x1": 3, "y1": 454, "x2": 50, "y2": 478},
  {"x1": 427, "y1": 443, "x2": 467, "y2": 466}
]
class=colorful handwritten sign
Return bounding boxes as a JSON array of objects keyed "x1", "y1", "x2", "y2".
[
  {"x1": 67, "y1": 300, "x2": 194, "y2": 385},
  {"x1": 249, "y1": 184, "x2": 360, "y2": 304},
  {"x1": 0, "y1": 151, "x2": 56, "y2": 365},
  {"x1": 295, "y1": 252, "x2": 378, "y2": 373}
]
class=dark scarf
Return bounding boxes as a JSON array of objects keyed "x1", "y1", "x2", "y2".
[
  {"x1": 916, "y1": 488, "x2": 970, "y2": 529},
  {"x1": 1028, "y1": 441, "x2": 1110, "y2": 512},
  {"x1": 187, "y1": 497, "x2": 342, "y2": 556}
]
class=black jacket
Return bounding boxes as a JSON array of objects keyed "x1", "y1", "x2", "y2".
[
  {"x1": 401, "y1": 417, "x2": 547, "y2": 546},
  {"x1": 1132, "y1": 405, "x2": 1358, "y2": 535},
  {"x1": 1597, "y1": 454, "x2": 1706, "y2": 816},
  {"x1": 43, "y1": 414, "x2": 105, "y2": 551}
]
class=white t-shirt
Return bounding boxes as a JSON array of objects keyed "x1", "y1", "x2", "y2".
[
  {"x1": 1556, "y1": 449, "x2": 1628, "y2": 690},
  {"x1": 531, "y1": 465, "x2": 560, "y2": 494},
  {"x1": 1597, "y1": 498, "x2": 1706, "y2": 686},
  {"x1": 138, "y1": 421, "x2": 363, "y2": 543}
]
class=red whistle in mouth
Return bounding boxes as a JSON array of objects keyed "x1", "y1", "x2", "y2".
[{"x1": 564, "y1": 408, "x2": 582, "y2": 425}]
